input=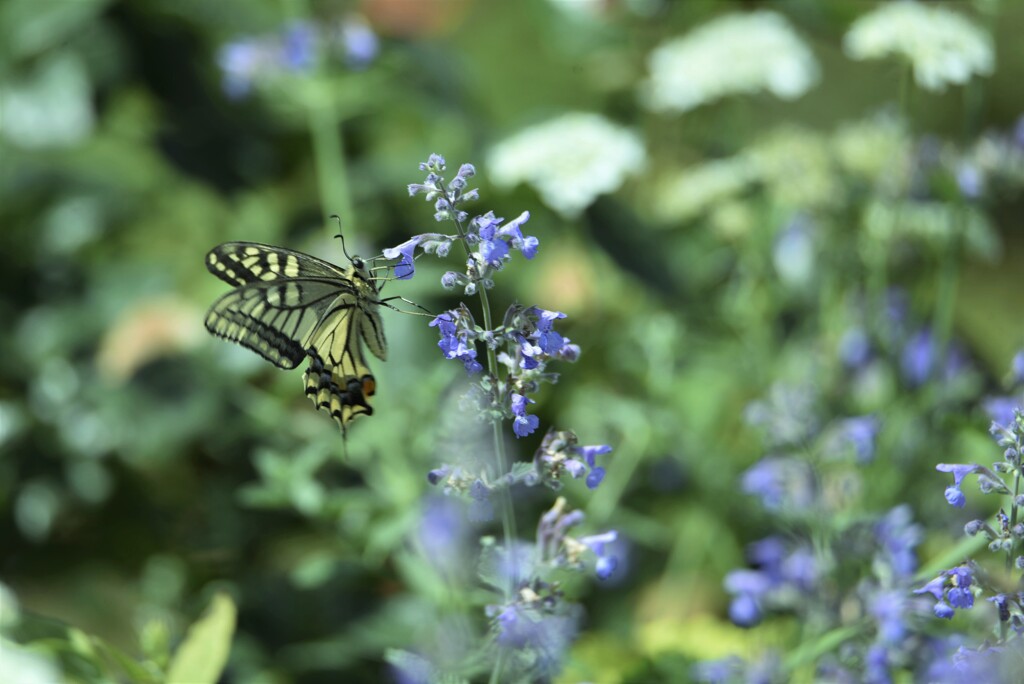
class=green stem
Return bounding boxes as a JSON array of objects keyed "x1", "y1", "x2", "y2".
[
  {"x1": 443, "y1": 185, "x2": 519, "y2": 683},
  {"x1": 931, "y1": 221, "x2": 960, "y2": 364},
  {"x1": 442, "y1": 189, "x2": 520, "y2": 602},
  {"x1": 489, "y1": 645, "x2": 510, "y2": 684},
  {"x1": 1009, "y1": 472, "x2": 1020, "y2": 574},
  {"x1": 477, "y1": 283, "x2": 520, "y2": 596},
  {"x1": 290, "y1": 0, "x2": 354, "y2": 231},
  {"x1": 308, "y1": 99, "x2": 355, "y2": 231}
]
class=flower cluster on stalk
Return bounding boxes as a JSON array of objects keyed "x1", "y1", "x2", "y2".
[
  {"x1": 912, "y1": 355, "x2": 1024, "y2": 676},
  {"x1": 387, "y1": 155, "x2": 618, "y2": 679}
]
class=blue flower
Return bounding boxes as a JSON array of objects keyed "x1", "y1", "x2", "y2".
[
  {"x1": 727, "y1": 591, "x2": 762, "y2": 627},
  {"x1": 956, "y1": 162, "x2": 984, "y2": 199},
  {"x1": 915, "y1": 566, "x2": 976, "y2": 619},
  {"x1": 420, "y1": 153, "x2": 445, "y2": 172},
  {"x1": 901, "y1": 329, "x2": 936, "y2": 385},
  {"x1": 535, "y1": 432, "x2": 611, "y2": 489},
  {"x1": 468, "y1": 479, "x2": 494, "y2": 522},
  {"x1": 585, "y1": 467, "x2": 606, "y2": 490},
  {"x1": 217, "y1": 39, "x2": 271, "y2": 98},
  {"x1": 780, "y1": 546, "x2": 817, "y2": 590},
  {"x1": 418, "y1": 496, "x2": 470, "y2": 574},
  {"x1": 497, "y1": 211, "x2": 538, "y2": 259},
  {"x1": 339, "y1": 17, "x2": 378, "y2": 69},
  {"x1": 427, "y1": 465, "x2": 450, "y2": 485},
  {"x1": 408, "y1": 173, "x2": 441, "y2": 198},
  {"x1": 557, "y1": 341, "x2": 580, "y2": 362},
  {"x1": 1012, "y1": 350, "x2": 1024, "y2": 385},
  {"x1": 449, "y1": 163, "x2": 476, "y2": 190},
  {"x1": 900, "y1": 328, "x2": 971, "y2": 386},
  {"x1": 983, "y1": 396, "x2": 1020, "y2": 428},
  {"x1": 915, "y1": 575, "x2": 946, "y2": 601},
  {"x1": 875, "y1": 505, "x2": 921, "y2": 577},
  {"x1": 947, "y1": 586, "x2": 973, "y2": 609},
  {"x1": 573, "y1": 443, "x2": 611, "y2": 489},
  {"x1": 741, "y1": 456, "x2": 815, "y2": 511},
  {"x1": 936, "y1": 463, "x2": 979, "y2": 508},
  {"x1": 282, "y1": 21, "x2": 316, "y2": 71},
  {"x1": 494, "y1": 606, "x2": 525, "y2": 647},
  {"x1": 948, "y1": 566, "x2": 974, "y2": 606},
  {"x1": 944, "y1": 485, "x2": 966, "y2": 508},
  {"x1": 576, "y1": 444, "x2": 612, "y2": 466},
  {"x1": 530, "y1": 308, "x2": 567, "y2": 354},
  {"x1": 838, "y1": 327, "x2": 872, "y2": 369},
  {"x1": 747, "y1": 536, "x2": 786, "y2": 567},
  {"x1": 864, "y1": 644, "x2": 891, "y2": 684},
  {"x1": 594, "y1": 555, "x2": 617, "y2": 580},
  {"x1": 723, "y1": 537, "x2": 818, "y2": 628},
  {"x1": 837, "y1": 415, "x2": 881, "y2": 462},
  {"x1": 988, "y1": 594, "x2": 1012, "y2": 622},
  {"x1": 478, "y1": 234, "x2": 510, "y2": 266},
  {"x1": 870, "y1": 589, "x2": 908, "y2": 644},
  {"x1": 218, "y1": 21, "x2": 374, "y2": 100},
  {"x1": 489, "y1": 601, "x2": 580, "y2": 673},
  {"x1": 430, "y1": 310, "x2": 482, "y2": 373},
  {"x1": 579, "y1": 530, "x2": 618, "y2": 580},
  {"x1": 723, "y1": 569, "x2": 771, "y2": 627},
  {"x1": 383, "y1": 235, "x2": 425, "y2": 280},
  {"x1": 511, "y1": 393, "x2": 539, "y2": 438},
  {"x1": 429, "y1": 311, "x2": 456, "y2": 338}
]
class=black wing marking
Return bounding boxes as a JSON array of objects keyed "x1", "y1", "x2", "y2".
[
  {"x1": 204, "y1": 278, "x2": 355, "y2": 369},
  {"x1": 205, "y1": 242, "x2": 349, "y2": 287}
]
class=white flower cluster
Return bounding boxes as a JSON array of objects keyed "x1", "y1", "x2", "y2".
[
  {"x1": 642, "y1": 11, "x2": 819, "y2": 113},
  {"x1": 843, "y1": 2, "x2": 994, "y2": 92},
  {"x1": 487, "y1": 112, "x2": 645, "y2": 219}
]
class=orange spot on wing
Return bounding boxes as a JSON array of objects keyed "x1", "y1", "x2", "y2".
[{"x1": 362, "y1": 377, "x2": 376, "y2": 396}]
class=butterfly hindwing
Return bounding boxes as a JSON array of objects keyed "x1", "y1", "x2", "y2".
[
  {"x1": 303, "y1": 307, "x2": 378, "y2": 432},
  {"x1": 204, "y1": 241, "x2": 385, "y2": 433}
]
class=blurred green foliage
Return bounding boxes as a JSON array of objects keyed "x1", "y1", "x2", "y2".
[{"x1": 2, "y1": 0, "x2": 1024, "y2": 682}]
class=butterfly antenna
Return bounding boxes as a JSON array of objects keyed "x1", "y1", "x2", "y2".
[{"x1": 330, "y1": 215, "x2": 355, "y2": 262}]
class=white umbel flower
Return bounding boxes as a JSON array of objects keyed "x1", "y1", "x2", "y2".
[
  {"x1": 844, "y1": 2, "x2": 993, "y2": 92},
  {"x1": 488, "y1": 112, "x2": 645, "y2": 218},
  {"x1": 642, "y1": 11, "x2": 819, "y2": 113}
]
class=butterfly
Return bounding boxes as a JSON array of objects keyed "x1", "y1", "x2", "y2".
[{"x1": 203, "y1": 241, "x2": 387, "y2": 433}]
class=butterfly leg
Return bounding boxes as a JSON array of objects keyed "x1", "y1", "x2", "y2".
[{"x1": 379, "y1": 296, "x2": 434, "y2": 317}]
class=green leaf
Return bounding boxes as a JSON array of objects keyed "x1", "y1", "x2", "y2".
[
  {"x1": 165, "y1": 593, "x2": 237, "y2": 684},
  {"x1": 93, "y1": 637, "x2": 161, "y2": 684}
]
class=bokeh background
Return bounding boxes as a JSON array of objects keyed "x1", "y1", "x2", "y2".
[{"x1": 3, "y1": 0, "x2": 1024, "y2": 682}]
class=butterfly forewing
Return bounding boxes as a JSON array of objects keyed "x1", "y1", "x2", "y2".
[
  {"x1": 206, "y1": 242, "x2": 350, "y2": 285},
  {"x1": 204, "y1": 241, "x2": 385, "y2": 433}
]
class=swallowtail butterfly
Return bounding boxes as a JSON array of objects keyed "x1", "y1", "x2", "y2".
[{"x1": 204, "y1": 241, "x2": 386, "y2": 433}]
